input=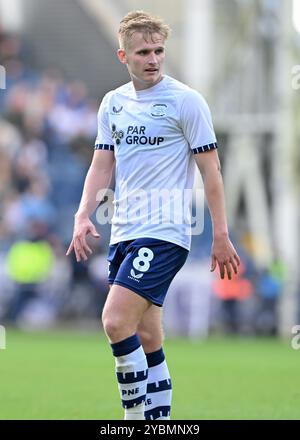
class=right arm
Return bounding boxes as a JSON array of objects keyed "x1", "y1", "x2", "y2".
[{"x1": 66, "y1": 149, "x2": 115, "y2": 262}]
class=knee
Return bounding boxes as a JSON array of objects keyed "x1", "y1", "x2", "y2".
[
  {"x1": 102, "y1": 312, "x2": 119, "y2": 340},
  {"x1": 137, "y1": 327, "x2": 163, "y2": 353},
  {"x1": 137, "y1": 328, "x2": 152, "y2": 347},
  {"x1": 102, "y1": 310, "x2": 133, "y2": 342}
]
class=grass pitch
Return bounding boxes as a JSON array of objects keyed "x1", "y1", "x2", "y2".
[{"x1": 0, "y1": 329, "x2": 299, "y2": 420}]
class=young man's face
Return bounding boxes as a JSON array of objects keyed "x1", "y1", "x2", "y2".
[{"x1": 118, "y1": 32, "x2": 166, "y2": 90}]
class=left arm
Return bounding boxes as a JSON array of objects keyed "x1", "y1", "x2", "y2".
[{"x1": 194, "y1": 150, "x2": 240, "y2": 279}]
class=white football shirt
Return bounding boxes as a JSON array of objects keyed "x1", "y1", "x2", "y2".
[{"x1": 95, "y1": 75, "x2": 217, "y2": 250}]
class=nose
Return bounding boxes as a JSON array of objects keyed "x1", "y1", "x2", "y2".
[{"x1": 147, "y1": 52, "x2": 158, "y2": 64}]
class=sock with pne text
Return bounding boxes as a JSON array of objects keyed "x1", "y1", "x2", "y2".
[
  {"x1": 145, "y1": 347, "x2": 172, "y2": 420},
  {"x1": 111, "y1": 334, "x2": 148, "y2": 420}
]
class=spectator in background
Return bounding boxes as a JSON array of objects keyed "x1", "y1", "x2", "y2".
[
  {"x1": 255, "y1": 258, "x2": 287, "y2": 336},
  {"x1": 5, "y1": 220, "x2": 54, "y2": 322},
  {"x1": 212, "y1": 260, "x2": 254, "y2": 334}
]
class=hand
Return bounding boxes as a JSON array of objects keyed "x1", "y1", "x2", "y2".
[
  {"x1": 210, "y1": 236, "x2": 240, "y2": 280},
  {"x1": 66, "y1": 214, "x2": 100, "y2": 262}
]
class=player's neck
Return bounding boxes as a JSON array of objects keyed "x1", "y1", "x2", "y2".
[{"x1": 131, "y1": 74, "x2": 164, "y2": 91}]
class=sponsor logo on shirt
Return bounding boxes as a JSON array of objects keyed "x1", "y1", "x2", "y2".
[
  {"x1": 111, "y1": 124, "x2": 164, "y2": 146},
  {"x1": 111, "y1": 124, "x2": 124, "y2": 145},
  {"x1": 112, "y1": 105, "x2": 123, "y2": 114}
]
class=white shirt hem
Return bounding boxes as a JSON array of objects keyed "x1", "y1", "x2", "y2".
[{"x1": 109, "y1": 233, "x2": 190, "y2": 251}]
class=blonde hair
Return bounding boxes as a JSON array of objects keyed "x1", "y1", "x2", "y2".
[{"x1": 118, "y1": 10, "x2": 171, "y2": 50}]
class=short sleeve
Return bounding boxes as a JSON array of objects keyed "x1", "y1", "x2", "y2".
[
  {"x1": 180, "y1": 89, "x2": 218, "y2": 154},
  {"x1": 94, "y1": 93, "x2": 114, "y2": 151}
]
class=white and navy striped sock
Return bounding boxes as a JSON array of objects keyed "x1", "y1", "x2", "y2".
[
  {"x1": 111, "y1": 334, "x2": 148, "y2": 420},
  {"x1": 145, "y1": 348, "x2": 172, "y2": 420}
]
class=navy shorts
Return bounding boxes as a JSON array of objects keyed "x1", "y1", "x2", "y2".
[{"x1": 107, "y1": 238, "x2": 189, "y2": 307}]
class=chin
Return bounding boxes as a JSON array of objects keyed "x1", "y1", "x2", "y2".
[
  {"x1": 146, "y1": 74, "x2": 160, "y2": 83},
  {"x1": 132, "y1": 72, "x2": 161, "y2": 89}
]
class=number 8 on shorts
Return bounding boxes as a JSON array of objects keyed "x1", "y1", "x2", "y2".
[{"x1": 133, "y1": 247, "x2": 154, "y2": 273}]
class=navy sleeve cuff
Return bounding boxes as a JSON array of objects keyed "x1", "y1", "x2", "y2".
[
  {"x1": 94, "y1": 143, "x2": 114, "y2": 151},
  {"x1": 192, "y1": 142, "x2": 218, "y2": 154}
]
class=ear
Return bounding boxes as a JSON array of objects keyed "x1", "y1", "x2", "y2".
[{"x1": 117, "y1": 49, "x2": 127, "y2": 65}]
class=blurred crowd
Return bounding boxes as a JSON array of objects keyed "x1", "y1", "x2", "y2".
[
  {"x1": 0, "y1": 28, "x2": 287, "y2": 336},
  {"x1": 0, "y1": 28, "x2": 110, "y2": 328}
]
